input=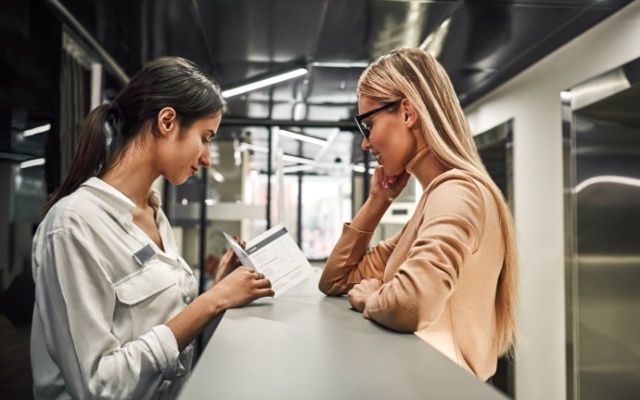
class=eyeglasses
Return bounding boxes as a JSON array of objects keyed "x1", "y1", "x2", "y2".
[{"x1": 354, "y1": 101, "x2": 399, "y2": 140}]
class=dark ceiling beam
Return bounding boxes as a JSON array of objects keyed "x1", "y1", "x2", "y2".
[
  {"x1": 301, "y1": 0, "x2": 331, "y2": 104},
  {"x1": 43, "y1": 0, "x2": 130, "y2": 86},
  {"x1": 188, "y1": 0, "x2": 218, "y2": 75},
  {"x1": 220, "y1": 117, "x2": 356, "y2": 130}
]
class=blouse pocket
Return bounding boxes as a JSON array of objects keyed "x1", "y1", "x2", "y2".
[
  {"x1": 114, "y1": 262, "x2": 176, "y2": 305},
  {"x1": 113, "y1": 262, "x2": 180, "y2": 340}
]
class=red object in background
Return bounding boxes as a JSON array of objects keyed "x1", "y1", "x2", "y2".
[{"x1": 205, "y1": 254, "x2": 219, "y2": 276}]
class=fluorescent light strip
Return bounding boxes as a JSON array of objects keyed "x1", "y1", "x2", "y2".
[
  {"x1": 312, "y1": 61, "x2": 369, "y2": 68},
  {"x1": 282, "y1": 154, "x2": 315, "y2": 165},
  {"x1": 20, "y1": 158, "x2": 46, "y2": 169},
  {"x1": 240, "y1": 143, "x2": 315, "y2": 165},
  {"x1": 23, "y1": 124, "x2": 51, "y2": 137},
  {"x1": 222, "y1": 68, "x2": 308, "y2": 98},
  {"x1": 278, "y1": 129, "x2": 327, "y2": 146}
]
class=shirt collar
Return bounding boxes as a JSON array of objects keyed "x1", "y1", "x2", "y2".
[
  {"x1": 81, "y1": 177, "x2": 135, "y2": 211},
  {"x1": 80, "y1": 177, "x2": 162, "y2": 229}
]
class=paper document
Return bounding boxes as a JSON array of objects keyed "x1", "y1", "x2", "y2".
[{"x1": 223, "y1": 224, "x2": 314, "y2": 297}]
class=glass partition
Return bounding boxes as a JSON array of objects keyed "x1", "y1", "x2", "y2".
[{"x1": 299, "y1": 175, "x2": 351, "y2": 260}]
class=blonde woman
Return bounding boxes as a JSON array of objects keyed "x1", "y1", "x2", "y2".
[{"x1": 319, "y1": 48, "x2": 518, "y2": 381}]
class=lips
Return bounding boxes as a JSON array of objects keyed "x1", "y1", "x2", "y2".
[{"x1": 371, "y1": 152, "x2": 382, "y2": 165}]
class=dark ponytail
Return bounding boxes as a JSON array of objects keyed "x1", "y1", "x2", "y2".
[
  {"x1": 42, "y1": 56, "x2": 227, "y2": 215},
  {"x1": 41, "y1": 103, "x2": 114, "y2": 214}
]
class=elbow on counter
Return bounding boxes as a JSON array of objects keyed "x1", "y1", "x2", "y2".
[
  {"x1": 317, "y1": 275, "x2": 347, "y2": 297},
  {"x1": 318, "y1": 279, "x2": 335, "y2": 296},
  {"x1": 365, "y1": 293, "x2": 433, "y2": 334}
]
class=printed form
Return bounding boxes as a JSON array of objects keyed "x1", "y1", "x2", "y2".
[{"x1": 223, "y1": 223, "x2": 314, "y2": 297}]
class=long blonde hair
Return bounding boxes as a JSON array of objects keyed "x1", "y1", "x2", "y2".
[{"x1": 358, "y1": 48, "x2": 519, "y2": 356}]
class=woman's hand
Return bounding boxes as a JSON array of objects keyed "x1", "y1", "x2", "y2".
[
  {"x1": 214, "y1": 236, "x2": 245, "y2": 284},
  {"x1": 168, "y1": 267, "x2": 273, "y2": 351},
  {"x1": 347, "y1": 278, "x2": 382, "y2": 312},
  {"x1": 370, "y1": 165, "x2": 411, "y2": 202},
  {"x1": 209, "y1": 267, "x2": 274, "y2": 308}
]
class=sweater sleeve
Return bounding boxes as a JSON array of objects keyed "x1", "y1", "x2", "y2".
[
  {"x1": 318, "y1": 223, "x2": 402, "y2": 295},
  {"x1": 34, "y1": 221, "x2": 186, "y2": 400},
  {"x1": 364, "y1": 173, "x2": 485, "y2": 332}
]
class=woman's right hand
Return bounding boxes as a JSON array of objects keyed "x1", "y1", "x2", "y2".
[
  {"x1": 167, "y1": 267, "x2": 273, "y2": 351},
  {"x1": 208, "y1": 267, "x2": 274, "y2": 308},
  {"x1": 370, "y1": 165, "x2": 411, "y2": 202}
]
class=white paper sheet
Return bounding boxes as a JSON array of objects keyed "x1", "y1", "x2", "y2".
[{"x1": 223, "y1": 224, "x2": 314, "y2": 297}]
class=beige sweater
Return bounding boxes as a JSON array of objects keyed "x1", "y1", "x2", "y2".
[{"x1": 319, "y1": 147, "x2": 504, "y2": 381}]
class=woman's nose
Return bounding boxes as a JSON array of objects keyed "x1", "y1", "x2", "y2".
[
  {"x1": 361, "y1": 136, "x2": 370, "y2": 151},
  {"x1": 200, "y1": 145, "x2": 212, "y2": 168}
]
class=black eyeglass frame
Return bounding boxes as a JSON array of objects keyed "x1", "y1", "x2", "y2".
[{"x1": 354, "y1": 101, "x2": 400, "y2": 140}]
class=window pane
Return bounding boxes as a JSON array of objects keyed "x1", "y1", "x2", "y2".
[{"x1": 300, "y1": 175, "x2": 351, "y2": 260}]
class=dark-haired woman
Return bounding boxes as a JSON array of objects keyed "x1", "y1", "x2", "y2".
[{"x1": 30, "y1": 57, "x2": 274, "y2": 400}]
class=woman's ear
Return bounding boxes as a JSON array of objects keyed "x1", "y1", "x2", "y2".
[
  {"x1": 157, "y1": 107, "x2": 178, "y2": 136},
  {"x1": 401, "y1": 98, "x2": 418, "y2": 129}
]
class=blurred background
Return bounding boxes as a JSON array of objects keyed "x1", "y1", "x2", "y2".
[{"x1": 2, "y1": 1, "x2": 640, "y2": 399}]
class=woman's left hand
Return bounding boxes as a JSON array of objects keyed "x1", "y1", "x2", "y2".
[
  {"x1": 347, "y1": 278, "x2": 382, "y2": 312},
  {"x1": 214, "y1": 237, "x2": 245, "y2": 284},
  {"x1": 370, "y1": 166, "x2": 411, "y2": 202}
]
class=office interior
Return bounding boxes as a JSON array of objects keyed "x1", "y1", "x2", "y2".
[{"x1": 1, "y1": 1, "x2": 640, "y2": 399}]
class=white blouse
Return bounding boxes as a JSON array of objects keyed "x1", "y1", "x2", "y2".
[{"x1": 31, "y1": 177, "x2": 198, "y2": 400}]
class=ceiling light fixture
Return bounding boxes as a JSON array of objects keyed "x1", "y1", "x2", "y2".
[
  {"x1": 282, "y1": 154, "x2": 315, "y2": 165},
  {"x1": 20, "y1": 158, "x2": 46, "y2": 169},
  {"x1": 311, "y1": 61, "x2": 369, "y2": 68},
  {"x1": 222, "y1": 65, "x2": 308, "y2": 98},
  {"x1": 23, "y1": 124, "x2": 51, "y2": 137},
  {"x1": 239, "y1": 143, "x2": 315, "y2": 165},
  {"x1": 278, "y1": 129, "x2": 328, "y2": 146}
]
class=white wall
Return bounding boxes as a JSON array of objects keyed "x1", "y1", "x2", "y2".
[{"x1": 464, "y1": 1, "x2": 640, "y2": 399}]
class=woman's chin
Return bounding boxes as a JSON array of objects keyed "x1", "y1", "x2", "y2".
[
  {"x1": 383, "y1": 167, "x2": 401, "y2": 179},
  {"x1": 167, "y1": 176, "x2": 189, "y2": 186}
]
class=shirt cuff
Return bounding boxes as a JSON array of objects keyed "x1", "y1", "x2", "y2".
[{"x1": 142, "y1": 325, "x2": 187, "y2": 380}]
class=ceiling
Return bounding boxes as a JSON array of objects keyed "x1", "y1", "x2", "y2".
[{"x1": 1, "y1": 0, "x2": 636, "y2": 177}]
